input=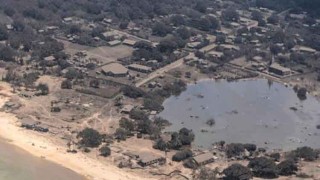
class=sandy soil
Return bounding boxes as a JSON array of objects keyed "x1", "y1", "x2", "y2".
[{"x1": 0, "y1": 82, "x2": 155, "y2": 180}]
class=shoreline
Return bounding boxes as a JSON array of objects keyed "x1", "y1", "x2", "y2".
[{"x1": 0, "y1": 83, "x2": 153, "y2": 180}]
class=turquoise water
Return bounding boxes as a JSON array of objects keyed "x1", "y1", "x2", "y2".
[
  {"x1": 159, "y1": 79, "x2": 320, "y2": 150},
  {"x1": 0, "y1": 139, "x2": 85, "y2": 180}
]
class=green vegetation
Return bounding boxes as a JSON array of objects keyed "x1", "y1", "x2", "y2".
[
  {"x1": 77, "y1": 128, "x2": 102, "y2": 148},
  {"x1": 226, "y1": 143, "x2": 245, "y2": 158},
  {"x1": 36, "y1": 83, "x2": 49, "y2": 95},
  {"x1": 289, "y1": 146, "x2": 319, "y2": 161},
  {"x1": 277, "y1": 160, "x2": 298, "y2": 176},
  {"x1": 248, "y1": 157, "x2": 279, "y2": 178},
  {"x1": 172, "y1": 149, "x2": 193, "y2": 162},
  {"x1": 223, "y1": 163, "x2": 253, "y2": 180},
  {"x1": 99, "y1": 145, "x2": 111, "y2": 157},
  {"x1": 61, "y1": 79, "x2": 73, "y2": 89},
  {"x1": 121, "y1": 86, "x2": 145, "y2": 99}
]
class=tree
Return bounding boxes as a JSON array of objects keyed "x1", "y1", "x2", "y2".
[
  {"x1": 61, "y1": 79, "x2": 72, "y2": 89},
  {"x1": 23, "y1": 8, "x2": 45, "y2": 20},
  {"x1": 196, "y1": 167, "x2": 219, "y2": 179},
  {"x1": 172, "y1": 149, "x2": 193, "y2": 162},
  {"x1": 226, "y1": 143, "x2": 245, "y2": 158},
  {"x1": 194, "y1": 1, "x2": 207, "y2": 13},
  {"x1": 137, "y1": 119, "x2": 152, "y2": 134},
  {"x1": 158, "y1": 38, "x2": 178, "y2": 53},
  {"x1": 152, "y1": 22, "x2": 172, "y2": 37},
  {"x1": 251, "y1": 10, "x2": 263, "y2": 21},
  {"x1": 119, "y1": 118, "x2": 135, "y2": 132},
  {"x1": 134, "y1": 41, "x2": 153, "y2": 50},
  {"x1": 86, "y1": 2, "x2": 102, "y2": 15},
  {"x1": 114, "y1": 128, "x2": 128, "y2": 141},
  {"x1": 290, "y1": 146, "x2": 318, "y2": 161},
  {"x1": 223, "y1": 163, "x2": 253, "y2": 180},
  {"x1": 179, "y1": 128, "x2": 195, "y2": 145},
  {"x1": 269, "y1": 152, "x2": 281, "y2": 162},
  {"x1": 77, "y1": 128, "x2": 102, "y2": 148},
  {"x1": 36, "y1": 83, "x2": 49, "y2": 95},
  {"x1": 69, "y1": 25, "x2": 82, "y2": 34},
  {"x1": 270, "y1": 44, "x2": 282, "y2": 55},
  {"x1": 0, "y1": 26, "x2": 8, "y2": 41},
  {"x1": 216, "y1": 34, "x2": 226, "y2": 44},
  {"x1": 297, "y1": 88, "x2": 307, "y2": 101},
  {"x1": 99, "y1": 145, "x2": 111, "y2": 157},
  {"x1": 12, "y1": 19, "x2": 25, "y2": 32},
  {"x1": 89, "y1": 79, "x2": 100, "y2": 88},
  {"x1": 176, "y1": 26, "x2": 191, "y2": 40},
  {"x1": 248, "y1": 157, "x2": 279, "y2": 178},
  {"x1": 222, "y1": 8, "x2": 240, "y2": 22},
  {"x1": 169, "y1": 132, "x2": 183, "y2": 150},
  {"x1": 243, "y1": 144, "x2": 257, "y2": 152},
  {"x1": 129, "y1": 109, "x2": 148, "y2": 120},
  {"x1": 143, "y1": 97, "x2": 163, "y2": 111},
  {"x1": 0, "y1": 46, "x2": 16, "y2": 61},
  {"x1": 153, "y1": 138, "x2": 168, "y2": 151},
  {"x1": 121, "y1": 86, "x2": 145, "y2": 98},
  {"x1": 267, "y1": 14, "x2": 279, "y2": 25},
  {"x1": 277, "y1": 160, "x2": 298, "y2": 176},
  {"x1": 4, "y1": 7, "x2": 16, "y2": 17},
  {"x1": 170, "y1": 15, "x2": 186, "y2": 26},
  {"x1": 64, "y1": 68, "x2": 81, "y2": 80}
]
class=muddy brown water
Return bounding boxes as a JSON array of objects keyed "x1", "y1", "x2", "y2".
[
  {"x1": 159, "y1": 79, "x2": 320, "y2": 151},
  {"x1": 0, "y1": 139, "x2": 85, "y2": 180}
]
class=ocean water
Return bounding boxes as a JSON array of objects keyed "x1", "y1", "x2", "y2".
[
  {"x1": 159, "y1": 79, "x2": 320, "y2": 150},
  {"x1": 0, "y1": 139, "x2": 85, "y2": 180}
]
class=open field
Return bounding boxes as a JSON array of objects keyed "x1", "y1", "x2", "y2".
[{"x1": 61, "y1": 40, "x2": 134, "y2": 65}]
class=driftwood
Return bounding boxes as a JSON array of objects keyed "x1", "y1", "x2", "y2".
[{"x1": 150, "y1": 170, "x2": 189, "y2": 180}]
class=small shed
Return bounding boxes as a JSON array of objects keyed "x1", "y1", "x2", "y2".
[
  {"x1": 192, "y1": 152, "x2": 215, "y2": 166},
  {"x1": 138, "y1": 152, "x2": 166, "y2": 167},
  {"x1": 123, "y1": 39, "x2": 137, "y2": 46},
  {"x1": 107, "y1": 40, "x2": 122, "y2": 47},
  {"x1": 121, "y1": 105, "x2": 134, "y2": 114}
]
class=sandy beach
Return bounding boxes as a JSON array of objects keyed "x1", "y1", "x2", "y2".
[{"x1": 0, "y1": 83, "x2": 154, "y2": 180}]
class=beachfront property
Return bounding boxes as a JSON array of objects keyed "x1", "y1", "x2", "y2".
[
  {"x1": 268, "y1": 63, "x2": 291, "y2": 76},
  {"x1": 137, "y1": 152, "x2": 166, "y2": 167},
  {"x1": 192, "y1": 152, "x2": 215, "y2": 166}
]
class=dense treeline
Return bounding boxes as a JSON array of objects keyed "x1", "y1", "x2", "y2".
[
  {"x1": 256, "y1": 0, "x2": 320, "y2": 17},
  {"x1": 0, "y1": 0, "x2": 217, "y2": 21}
]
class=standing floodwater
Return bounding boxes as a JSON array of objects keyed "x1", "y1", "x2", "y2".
[
  {"x1": 0, "y1": 139, "x2": 85, "y2": 180},
  {"x1": 159, "y1": 79, "x2": 320, "y2": 150}
]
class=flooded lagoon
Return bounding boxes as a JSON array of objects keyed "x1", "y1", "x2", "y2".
[
  {"x1": 0, "y1": 139, "x2": 85, "y2": 180},
  {"x1": 159, "y1": 79, "x2": 320, "y2": 150}
]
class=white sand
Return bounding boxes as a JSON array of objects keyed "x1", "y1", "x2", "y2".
[{"x1": 0, "y1": 83, "x2": 154, "y2": 180}]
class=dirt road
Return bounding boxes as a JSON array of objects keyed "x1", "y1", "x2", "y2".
[{"x1": 135, "y1": 53, "x2": 195, "y2": 87}]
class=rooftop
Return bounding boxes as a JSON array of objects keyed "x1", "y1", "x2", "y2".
[
  {"x1": 123, "y1": 39, "x2": 136, "y2": 46},
  {"x1": 138, "y1": 152, "x2": 163, "y2": 163},
  {"x1": 121, "y1": 105, "x2": 134, "y2": 112},
  {"x1": 101, "y1": 63, "x2": 128, "y2": 75},
  {"x1": 128, "y1": 64, "x2": 152, "y2": 71},
  {"x1": 44, "y1": 56, "x2": 55, "y2": 61},
  {"x1": 193, "y1": 152, "x2": 214, "y2": 164},
  {"x1": 207, "y1": 51, "x2": 223, "y2": 57},
  {"x1": 269, "y1": 63, "x2": 291, "y2": 72},
  {"x1": 293, "y1": 45, "x2": 317, "y2": 53}
]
